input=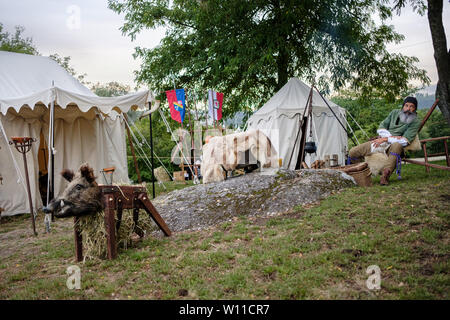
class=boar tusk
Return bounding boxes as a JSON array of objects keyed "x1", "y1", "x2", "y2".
[{"x1": 60, "y1": 200, "x2": 65, "y2": 207}]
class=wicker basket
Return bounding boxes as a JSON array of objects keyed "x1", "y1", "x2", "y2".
[{"x1": 335, "y1": 163, "x2": 372, "y2": 187}]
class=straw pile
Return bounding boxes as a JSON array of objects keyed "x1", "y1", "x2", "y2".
[{"x1": 75, "y1": 209, "x2": 158, "y2": 261}]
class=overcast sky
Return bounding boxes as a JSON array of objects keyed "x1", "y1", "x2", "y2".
[{"x1": 0, "y1": 0, "x2": 448, "y2": 92}]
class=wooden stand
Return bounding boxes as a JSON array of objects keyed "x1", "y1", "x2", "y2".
[{"x1": 74, "y1": 185, "x2": 171, "y2": 262}]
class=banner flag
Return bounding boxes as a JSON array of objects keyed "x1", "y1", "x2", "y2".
[
  {"x1": 208, "y1": 90, "x2": 223, "y2": 121},
  {"x1": 166, "y1": 89, "x2": 186, "y2": 123}
]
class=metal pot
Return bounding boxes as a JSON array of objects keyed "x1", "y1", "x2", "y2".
[{"x1": 304, "y1": 141, "x2": 317, "y2": 154}]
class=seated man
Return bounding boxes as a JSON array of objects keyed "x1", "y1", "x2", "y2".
[{"x1": 348, "y1": 96, "x2": 420, "y2": 185}]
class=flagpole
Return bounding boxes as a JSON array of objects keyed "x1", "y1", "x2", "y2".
[
  {"x1": 180, "y1": 121, "x2": 184, "y2": 176},
  {"x1": 186, "y1": 89, "x2": 195, "y2": 180},
  {"x1": 212, "y1": 93, "x2": 217, "y2": 130},
  {"x1": 172, "y1": 79, "x2": 185, "y2": 177},
  {"x1": 194, "y1": 93, "x2": 199, "y2": 122},
  {"x1": 149, "y1": 101, "x2": 155, "y2": 199},
  {"x1": 205, "y1": 95, "x2": 208, "y2": 129}
]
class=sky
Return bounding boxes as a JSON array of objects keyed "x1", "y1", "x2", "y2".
[{"x1": 0, "y1": 0, "x2": 449, "y2": 93}]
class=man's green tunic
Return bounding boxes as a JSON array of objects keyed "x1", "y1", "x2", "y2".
[{"x1": 379, "y1": 109, "x2": 420, "y2": 144}]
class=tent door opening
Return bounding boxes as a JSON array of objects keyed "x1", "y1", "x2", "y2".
[{"x1": 38, "y1": 131, "x2": 48, "y2": 206}]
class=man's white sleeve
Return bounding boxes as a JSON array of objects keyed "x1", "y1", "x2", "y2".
[
  {"x1": 377, "y1": 128, "x2": 408, "y2": 146},
  {"x1": 377, "y1": 129, "x2": 391, "y2": 138},
  {"x1": 387, "y1": 136, "x2": 408, "y2": 147}
]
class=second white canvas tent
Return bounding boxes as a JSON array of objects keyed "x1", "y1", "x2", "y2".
[
  {"x1": 247, "y1": 77, "x2": 348, "y2": 169},
  {"x1": 0, "y1": 51, "x2": 152, "y2": 216}
]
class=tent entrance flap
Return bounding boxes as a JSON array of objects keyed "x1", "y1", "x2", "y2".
[{"x1": 38, "y1": 131, "x2": 48, "y2": 175}]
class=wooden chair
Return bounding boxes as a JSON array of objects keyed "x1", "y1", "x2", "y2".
[{"x1": 403, "y1": 99, "x2": 450, "y2": 172}]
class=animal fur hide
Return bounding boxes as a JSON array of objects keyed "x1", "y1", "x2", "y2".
[{"x1": 202, "y1": 130, "x2": 279, "y2": 184}]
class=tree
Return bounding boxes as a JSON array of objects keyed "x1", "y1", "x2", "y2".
[
  {"x1": 394, "y1": 0, "x2": 450, "y2": 126},
  {"x1": 109, "y1": 0, "x2": 429, "y2": 117},
  {"x1": 0, "y1": 24, "x2": 90, "y2": 86},
  {"x1": 49, "y1": 53, "x2": 89, "y2": 85},
  {"x1": 91, "y1": 81, "x2": 131, "y2": 97},
  {"x1": 0, "y1": 23, "x2": 38, "y2": 55}
]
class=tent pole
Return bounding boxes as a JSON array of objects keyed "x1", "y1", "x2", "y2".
[
  {"x1": 149, "y1": 102, "x2": 155, "y2": 199},
  {"x1": 312, "y1": 85, "x2": 357, "y2": 146},
  {"x1": 298, "y1": 92, "x2": 314, "y2": 168},
  {"x1": 123, "y1": 113, "x2": 142, "y2": 184},
  {"x1": 287, "y1": 86, "x2": 313, "y2": 169},
  {"x1": 50, "y1": 98, "x2": 55, "y2": 222}
]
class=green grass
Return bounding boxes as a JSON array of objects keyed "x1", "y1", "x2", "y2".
[
  {"x1": 152, "y1": 180, "x2": 195, "y2": 197},
  {"x1": 0, "y1": 161, "x2": 448, "y2": 299}
]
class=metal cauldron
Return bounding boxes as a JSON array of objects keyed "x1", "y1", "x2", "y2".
[{"x1": 304, "y1": 141, "x2": 317, "y2": 154}]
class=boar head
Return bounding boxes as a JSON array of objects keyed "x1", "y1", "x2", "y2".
[{"x1": 43, "y1": 163, "x2": 102, "y2": 218}]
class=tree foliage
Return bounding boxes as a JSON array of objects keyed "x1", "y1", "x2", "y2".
[
  {"x1": 109, "y1": 0, "x2": 430, "y2": 118},
  {"x1": 49, "y1": 53, "x2": 90, "y2": 85},
  {"x1": 91, "y1": 81, "x2": 131, "y2": 97},
  {"x1": 0, "y1": 23, "x2": 39, "y2": 55},
  {"x1": 393, "y1": 0, "x2": 450, "y2": 126}
]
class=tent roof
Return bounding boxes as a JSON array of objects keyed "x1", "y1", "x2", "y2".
[
  {"x1": 0, "y1": 51, "x2": 151, "y2": 115},
  {"x1": 248, "y1": 77, "x2": 343, "y2": 124}
]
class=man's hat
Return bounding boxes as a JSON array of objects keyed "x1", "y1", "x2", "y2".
[{"x1": 403, "y1": 96, "x2": 418, "y2": 110}]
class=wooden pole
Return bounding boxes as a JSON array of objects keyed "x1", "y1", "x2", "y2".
[
  {"x1": 403, "y1": 158, "x2": 450, "y2": 171},
  {"x1": 74, "y1": 216, "x2": 83, "y2": 262},
  {"x1": 205, "y1": 96, "x2": 209, "y2": 128},
  {"x1": 180, "y1": 122, "x2": 185, "y2": 175},
  {"x1": 123, "y1": 113, "x2": 142, "y2": 184},
  {"x1": 186, "y1": 90, "x2": 195, "y2": 179},
  {"x1": 418, "y1": 99, "x2": 439, "y2": 133},
  {"x1": 149, "y1": 102, "x2": 155, "y2": 199},
  {"x1": 103, "y1": 192, "x2": 117, "y2": 260},
  {"x1": 193, "y1": 93, "x2": 199, "y2": 121}
]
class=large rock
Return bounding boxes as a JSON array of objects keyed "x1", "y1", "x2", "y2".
[{"x1": 150, "y1": 169, "x2": 355, "y2": 234}]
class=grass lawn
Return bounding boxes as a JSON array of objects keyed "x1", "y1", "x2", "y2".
[{"x1": 0, "y1": 161, "x2": 448, "y2": 300}]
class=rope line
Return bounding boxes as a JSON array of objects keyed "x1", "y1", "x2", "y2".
[
  {"x1": 123, "y1": 116, "x2": 168, "y2": 190},
  {"x1": 341, "y1": 111, "x2": 360, "y2": 145},
  {"x1": 158, "y1": 109, "x2": 197, "y2": 181},
  {"x1": 347, "y1": 111, "x2": 369, "y2": 140},
  {"x1": 126, "y1": 115, "x2": 174, "y2": 180}
]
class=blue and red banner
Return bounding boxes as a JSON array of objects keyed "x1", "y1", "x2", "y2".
[{"x1": 166, "y1": 89, "x2": 186, "y2": 123}]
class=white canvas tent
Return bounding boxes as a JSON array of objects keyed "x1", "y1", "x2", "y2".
[
  {"x1": 0, "y1": 51, "x2": 151, "y2": 216},
  {"x1": 247, "y1": 77, "x2": 348, "y2": 169}
]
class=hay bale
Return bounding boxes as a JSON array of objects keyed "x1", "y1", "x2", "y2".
[
  {"x1": 75, "y1": 209, "x2": 158, "y2": 261},
  {"x1": 154, "y1": 166, "x2": 171, "y2": 182}
]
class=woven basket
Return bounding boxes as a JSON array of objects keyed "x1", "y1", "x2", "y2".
[{"x1": 335, "y1": 163, "x2": 372, "y2": 187}]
